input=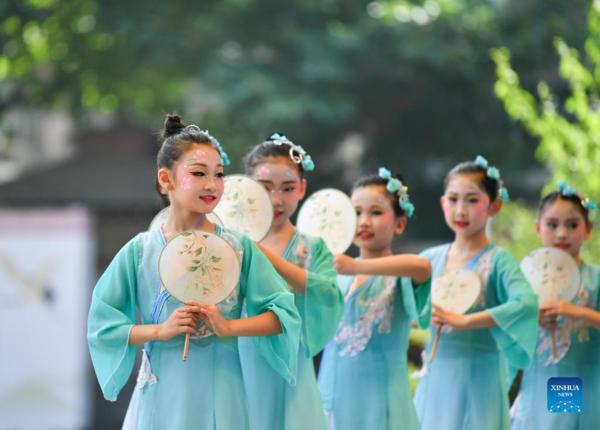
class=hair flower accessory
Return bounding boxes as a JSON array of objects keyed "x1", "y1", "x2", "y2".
[
  {"x1": 400, "y1": 200, "x2": 415, "y2": 218},
  {"x1": 378, "y1": 166, "x2": 415, "y2": 218},
  {"x1": 303, "y1": 154, "x2": 315, "y2": 171},
  {"x1": 555, "y1": 181, "x2": 597, "y2": 211},
  {"x1": 386, "y1": 179, "x2": 400, "y2": 193},
  {"x1": 487, "y1": 167, "x2": 500, "y2": 181},
  {"x1": 268, "y1": 133, "x2": 315, "y2": 171},
  {"x1": 474, "y1": 155, "x2": 488, "y2": 169},
  {"x1": 557, "y1": 181, "x2": 577, "y2": 196},
  {"x1": 185, "y1": 125, "x2": 231, "y2": 166},
  {"x1": 472, "y1": 155, "x2": 509, "y2": 202},
  {"x1": 583, "y1": 198, "x2": 598, "y2": 211},
  {"x1": 378, "y1": 167, "x2": 392, "y2": 179}
]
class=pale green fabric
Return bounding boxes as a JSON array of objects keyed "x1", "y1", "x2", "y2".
[
  {"x1": 239, "y1": 231, "x2": 343, "y2": 430},
  {"x1": 318, "y1": 270, "x2": 431, "y2": 430},
  {"x1": 512, "y1": 262, "x2": 600, "y2": 430},
  {"x1": 87, "y1": 227, "x2": 301, "y2": 430},
  {"x1": 414, "y1": 244, "x2": 538, "y2": 430}
]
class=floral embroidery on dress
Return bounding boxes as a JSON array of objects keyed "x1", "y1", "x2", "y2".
[
  {"x1": 294, "y1": 237, "x2": 312, "y2": 271},
  {"x1": 335, "y1": 276, "x2": 396, "y2": 357},
  {"x1": 538, "y1": 283, "x2": 593, "y2": 365}
]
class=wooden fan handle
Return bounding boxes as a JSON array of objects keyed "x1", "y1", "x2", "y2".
[
  {"x1": 551, "y1": 329, "x2": 557, "y2": 358},
  {"x1": 429, "y1": 325, "x2": 443, "y2": 363},
  {"x1": 183, "y1": 333, "x2": 191, "y2": 362}
]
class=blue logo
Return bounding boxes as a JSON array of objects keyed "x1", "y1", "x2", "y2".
[{"x1": 547, "y1": 377, "x2": 582, "y2": 413}]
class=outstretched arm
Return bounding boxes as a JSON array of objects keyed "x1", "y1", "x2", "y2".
[
  {"x1": 334, "y1": 253, "x2": 431, "y2": 285},
  {"x1": 255, "y1": 242, "x2": 307, "y2": 294}
]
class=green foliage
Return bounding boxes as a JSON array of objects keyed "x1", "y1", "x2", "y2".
[
  {"x1": 491, "y1": 3, "x2": 600, "y2": 265},
  {"x1": 0, "y1": 0, "x2": 591, "y2": 240},
  {"x1": 491, "y1": 200, "x2": 540, "y2": 261}
]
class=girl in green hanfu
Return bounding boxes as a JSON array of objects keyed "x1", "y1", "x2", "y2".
[
  {"x1": 87, "y1": 115, "x2": 301, "y2": 430},
  {"x1": 239, "y1": 133, "x2": 344, "y2": 430},
  {"x1": 414, "y1": 156, "x2": 538, "y2": 430},
  {"x1": 318, "y1": 168, "x2": 432, "y2": 430},
  {"x1": 512, "y1": 182, "x2": 600, "y2": 430}
]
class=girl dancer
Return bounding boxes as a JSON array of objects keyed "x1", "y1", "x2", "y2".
[
  {"x1": 239, "y1": 133, "x2": 344, "y2": 430},
  {"x1": 87, "y1": 116, "x2": 301, "y2": 430},
  {"x1": 512, "y1": 181, "x2": 599, "y2": 429},
  {"x1": 413, "y1": 156, "x2": 538, "y2": 430},
  {"x1": 318, "y1": 168, "x2": 432, "y2": 430}
]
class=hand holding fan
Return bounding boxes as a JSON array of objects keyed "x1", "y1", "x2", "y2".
[
  {"x1": 158, "y1": 229, "x2": 241, "y2": 361},
  {"x1": 429, "y1": 269, "x2": 482, "y2": 362},
  {"x1": 520, "y1": 247, "x2": 580, "y2": 358},
  {"x1": 212, "y1": 174, "x2": 274, "y2": 242},
  {"x1": 297, "y1": 188, "x2": 357, "y2": 254}
]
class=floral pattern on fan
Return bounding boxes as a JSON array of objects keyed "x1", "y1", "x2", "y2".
[
  {"x1": 178, "y1": 231, "x2": 225, "y2": 297},
  {"x1": 297, "y1": 188, "x2": 357, "y2": 254},
  {"x1": 213, "y1": 175, "x2": 273, "y2": 242},
  {"x1": 159, "y1": 230, "x2": 241, "y2": 304},
  {"x1": 432, "y1": 269, "x2": 481, "y2": 315},
  {"x1": 520, "y1": 247, "x2": 580, "y2": 304}
]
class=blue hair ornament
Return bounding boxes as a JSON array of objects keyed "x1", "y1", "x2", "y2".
[
  {"x1": 185, "y1": 125, "x2": 231, "y2": 166},
  {"x1": 474, "y1": 155, "x2": 488, "y2": 169},
  {"x1": 583, "y1": 198, "x2": 598, "y2": 211},
  {"x1": 400, "y1": 200, "x2": 415, "y2": 218},
  {"x1": 378, "y1": 166, "x2": 415, "y2": 218},
  {"x1": 487, "y1": 167, "x2": 500, "y2": 181},
  {"x1": 557, "y1": 181, "x2": 577, "y2": 196},
  {"x1": 269, "y1": 133, "x2": 314, "y2": 171}
]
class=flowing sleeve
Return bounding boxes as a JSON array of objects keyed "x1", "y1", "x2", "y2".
[
  {"x1": 398, "y1": 275, "x2": 432, "y2": 329},
  {"x1": 487, "y1": 250, "x2": 539, "y2": 373},
  {"x1": 295, "y1": 237, "x2": 344, "y2": 357},
  {"x1": 240, "y1": 234, "x2": 302, "y2": 385},
  {"x1": 87, "y1": 237, "x2": 139, "y2": 401}
]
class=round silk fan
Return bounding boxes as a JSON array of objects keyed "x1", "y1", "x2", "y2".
[
  {"x1": 429, "y1": 269, "x2": 482, "y2": 362},
  {"x1": 158, "y1": 229, "x2": 241, "y2": 360},
  {"x1": 213, "y1": 174, "x2": 273, "y2": 242},
  {"x1": 297, "y1": 188, "x2": 357, "y2": 254},
  {"x1": 520, "y1": 247, "x2": 580, "y2": 357}
]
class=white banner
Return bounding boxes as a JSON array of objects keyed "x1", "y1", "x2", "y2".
[{"x1": 0, "y1": 207, "x2": 94, "y2": 430}]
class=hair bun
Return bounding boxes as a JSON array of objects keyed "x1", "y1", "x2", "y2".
[{"x1": 162, "y1": 114, "x2": 186, "y2": 138}]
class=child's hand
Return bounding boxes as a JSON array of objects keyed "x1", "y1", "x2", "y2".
[
  {"x1": 334, "y1": 254, "x2": 358, "y2": 275},
  {"x1": 541, "y1": 300, "x2": 583, "y2": 319},
  {"x1": 432, "y1": 304, "x2": 469, "y2": 331},
  {"x1": 157, "y1": 306, "x2": 199, "y2": 340},
  {"x1": 539, "y1": 311, "x2": 557, "y2": 331},
  {"x1": 186, "y1": 301, "x2": 232, "y2": 337}
]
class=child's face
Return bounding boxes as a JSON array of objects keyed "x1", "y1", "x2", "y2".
[
  {"x1": 250, "y1": 158, "x2": 306, "y2": 228},
  {"x1": 441, "y1": 173, "x2": 500, "y2": 237},
  {"x1": 351, "y1": 185, "x2": 405, "y2": 252},
  {"x1": 536, "y1": 199, "x2": 592, "y2": 258},
  {"x1": 165, "y1": 144, "x2": 225, "y2": 213}
]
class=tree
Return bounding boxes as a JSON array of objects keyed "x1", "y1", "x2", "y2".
[
  {"x1": 0, "y1": 0, "x2": 590, "y2": 240},
  {"x1": 491, "y1": 2, "x2": 599, "y2": 263}
]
